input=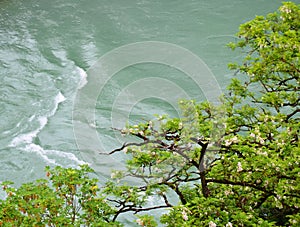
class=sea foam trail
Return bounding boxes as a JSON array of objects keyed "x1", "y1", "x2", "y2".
[
  {"x1": 24, "y1": 143, "x2": 86, "y2": 166},
  {"x1": 77, "y1": 66, "x2": 88, "y2": 89},
  {"x1": 9, "y1": 92, "x2": 65, "y2": 147},
  {"x1": 9, "y1": 116, "x2": 47, "y2": 147},
  {"x1": 8, "y1": 92, "x2": 85, "y2": 166}
]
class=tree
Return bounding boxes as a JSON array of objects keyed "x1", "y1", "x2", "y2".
[
  {"x1": 0, "y1": 165, "x2": 121, "y2": 226},
  {"x1": 0, "y1": 2, "x2": 299, "y2": 226},
  {"x1": 104, "y1": 2, "x2": 300, "y2": 226}
]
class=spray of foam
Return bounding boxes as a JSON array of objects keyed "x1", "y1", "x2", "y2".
[
  {"x1": 77, "y1": 66, "x2": 88, "y2": 89},
  {"x1": 24, "y1": 143, "x2": 86, "y2": 166},
  {"x1": 9, "y1": 92, "x2": 65, "y2": 147},
  {"x1": 8, "y1": 92, "x2": 86, "y2": 166}
]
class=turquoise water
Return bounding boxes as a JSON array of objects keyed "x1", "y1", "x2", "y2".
[{"x1": 0, "y1": 0, "x2": 283, "y2": 201}]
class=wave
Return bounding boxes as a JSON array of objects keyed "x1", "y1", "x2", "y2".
[
  {"x1": 9, "y1": 116, "x2": 46, "y2": 147},
  {"x1": 8, "y1": 91, "x2": 85, "y2": 166},
  {"x1": 9, "y1": 92, "x2": 65, "y2": 147},
  {"x1": 24, "y1": 143, "x2": 86, "y2": 166}
]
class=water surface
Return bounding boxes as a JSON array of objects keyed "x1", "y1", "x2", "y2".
[{"x1": 0, "y1": 0, "x2": 283, "y2": 194}]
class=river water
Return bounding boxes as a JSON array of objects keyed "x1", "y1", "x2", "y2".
[{"x1": 0, "y1": 0, "x2": 283, "y2": 205}]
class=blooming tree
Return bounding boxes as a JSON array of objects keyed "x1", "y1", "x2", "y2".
[
  {"x1": 0, "y1": 2, "x2": 299, "y2": 227},
  {"x1": 104, "y1": 2, "x2": 300, "y2": 226}
]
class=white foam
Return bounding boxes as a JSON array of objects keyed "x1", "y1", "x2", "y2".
[
  {"x1": 38, "y1": 116, "x2": 48, "y2": 129},
  {"x1": 46, "y1": 149, "x2": 87, "y2": 165},
  {"x1": 51, "y1": 92, "x2": 66, "y2": 116},
  {"x1": 25, "y1": 143, "x2": 56, "y2": 164},
  {"x1": 2, "y1": 119, "x2": 23, "y2": 135},
  {"x1": 55, "y1": 91, "x2": 66, "y2": 104},
  {"x1": 28, "y1": 115, "x2": 35, "y2": 122},
  {"x1": 9, "y1": 117, "x2": 46, "y2": 147},
  {"x1": 9, "y1": 91, "x2": 85, "y2": 166},
  {"x1": 77, "y1": 66, "x2": 88, "y2": 89},
  {"x1": 9, "y1": 92, "x2": 65, "y2": 147},
  {"x1": 24, "y1": 143, "x2": 87, "y2": 166}
]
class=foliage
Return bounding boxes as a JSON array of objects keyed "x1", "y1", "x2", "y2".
[
  {"x1": 104, "y1": 2, "x2": 300, "y2": 226},
  {"x1": 0, "y1": 2, "x2": 299, "y2": 227},
  {"x1": 0, "y1": 165, "x2": 121, "y2": 227}
]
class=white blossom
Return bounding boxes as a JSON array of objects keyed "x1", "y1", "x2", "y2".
[
  {"x1": 232, "y1": 136, "x2": 238, "y2": 143},
  {"x1": 281, "y1": 5, "x2": 292, "y2": 13},
  {"x1": 224, "y1": 139, "x2": 231, "y2": 147},
  {"x1": 111, "y1": 171, "x2": 122, "y2": 179},
  {"x1": 110, "y1": 172, "x2": 116, "y2": 179},
  {"x1": 179, "y1": 122, "x2": 183, "y2": 129},
  {"x1": 224, "y1": 136, "x2": 239, "y2": 146},
  {"x1": 226, "y1": 222, "x2": 233, "y2": 227},
  {"x1": 136, "y1": 219, "x2": 144, "y2": 226},
  {"x1": 182, "y1": 210, "x2": 188, "y2": 221},
  {"x1": 209, "y1": 221, "x2": 217, "y2": 227},
  {"x1": 237, "y1": 162, "x2": 243, "y2": 172},
  {"x1": 224, "y1": 190, "x2": 231, "y2": 196}
]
